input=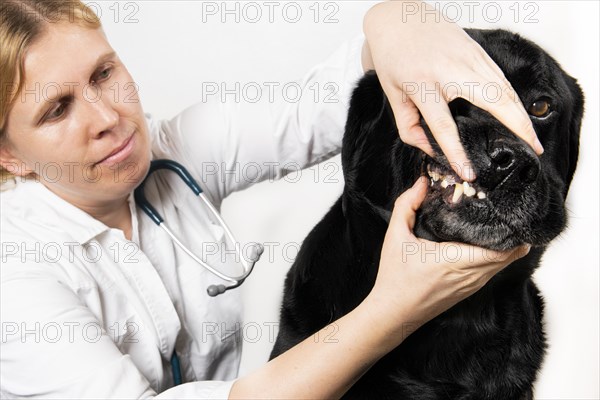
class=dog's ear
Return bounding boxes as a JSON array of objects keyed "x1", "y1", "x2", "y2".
[{"x1": 564, "y1": 75, "x2": 584, "y2": 195}]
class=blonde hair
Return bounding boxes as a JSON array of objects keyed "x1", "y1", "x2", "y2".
[{"x1": 0, "y1": 0, "x2": 101, "y2": 185}]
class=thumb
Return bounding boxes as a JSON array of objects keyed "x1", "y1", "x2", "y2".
[{"x1": 391, "y1": 176, "x2": 428, "y2": 234}]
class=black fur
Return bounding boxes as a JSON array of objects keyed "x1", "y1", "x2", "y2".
[{"x1": 270, "y1": 29, "x2": 584, "y2": 399}]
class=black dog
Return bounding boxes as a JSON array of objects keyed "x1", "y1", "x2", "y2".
[{"x1": 270, "y1": 29, "x2": 584, "y2": 399}]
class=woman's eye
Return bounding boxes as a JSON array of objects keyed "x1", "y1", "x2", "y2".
[
  {"x1": 98, "y1": 68, "x2": 111, "y2": 79},
  {"x1": 47, "y1": 103, "x2": 67, "y2": 120},
  {"x1": 93, "y1": 66, "x2": 112, "y2": 83},
  {"x1": 528, "y1": 99, "x2": 551, "y2": 118}
]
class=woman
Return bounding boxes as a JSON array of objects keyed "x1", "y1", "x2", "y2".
[{"x1": 0, "y1": 0, "x2": 538, "y2": 398}]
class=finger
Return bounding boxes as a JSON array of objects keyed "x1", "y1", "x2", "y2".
[
  {"x1": 438, "y1": 39, "x2": 542, "y2": 155},
  {"x1": 388, "y1": 93, "x2": 435, "y2": 156},
  {"x1": 391, "y1": 176, "x2": 428, "y2": 234},
  {"x1": 473, "y1": 244, "x2": 532, "y2": 280},
  {"x1": 405, "y1": 125, "x2": 435, "y2": 157},
  {"x1": 444, "y1": 243, "x2": 531, "y2": 271},
  {"x1": 408, "y1": 91, "x2": 476, "y2": 182},
  {"x1": 505, "y1": 244, "x2": 532, "y2": 265},
  {"x1": 454, "y1": 73, "x2": 543, "y2": 155}
]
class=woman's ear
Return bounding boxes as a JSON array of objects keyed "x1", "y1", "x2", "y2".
[{"x1": 0, "y1": 144, "x2": 35, "y2": 177}]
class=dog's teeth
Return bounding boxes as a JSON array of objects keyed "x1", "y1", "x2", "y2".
[
  {"x1": 463, "y1": 182, "x2": 476, "y2": 197},
  {"x1": 477, "y1": 191, "x2": 487, "y2": 199},
  {"x1": 452, "y1": 183, "x2": 464, "y2": 203},
  {"x1": 433, "y1": 172, "x2": 440, "y2": 182},
  {"x1": 441, "y1": 175, "x2": 456, "y2": 188}
]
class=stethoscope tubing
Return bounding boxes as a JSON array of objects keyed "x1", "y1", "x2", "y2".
[
  {"x1": 135, "y1": 159, "x2": 265, "y2": 386},
  {"x1": 134, "y1": 159, "x2": 263, "y2": 297}
]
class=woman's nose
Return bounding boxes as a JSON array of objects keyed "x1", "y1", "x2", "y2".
[{"x1": 84, "y1": 88, "x2": 119, "y2": 137}]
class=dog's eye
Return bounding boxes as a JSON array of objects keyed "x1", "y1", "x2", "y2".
[{"x1": 528, "y1": 99, "x2": 551, "y2": 118}]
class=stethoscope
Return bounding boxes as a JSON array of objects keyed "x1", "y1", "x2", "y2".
[
  {"x1": 134, "y1": 159, "x2": 264, "y2": 386},
  {"x1": 134, "y1": 159, "x2": 264, "y2": 297}
]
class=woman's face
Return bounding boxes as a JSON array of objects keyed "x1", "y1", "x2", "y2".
[{"x1": 1, "y1": 23, "x2": 151, "y2": 206}]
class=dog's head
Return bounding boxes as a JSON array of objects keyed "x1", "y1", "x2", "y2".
[{"x1": 342, "y1": 29, "x2": 584, "y2": 251}]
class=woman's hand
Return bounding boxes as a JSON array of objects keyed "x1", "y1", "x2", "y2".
[
  {"x1": 363, "y1": 177, "x2": 530, "y2": 346},
  {"x1": 362, "y1": 0, "x2": 543, "y2": 182}
]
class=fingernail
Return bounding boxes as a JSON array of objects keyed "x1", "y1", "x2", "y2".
[
  {"x1": 463, "y1": 164, "x2": 476, "y2": 182},
  {"x1": 534, "y1": 138, "x2": 544, "y2": 154}
]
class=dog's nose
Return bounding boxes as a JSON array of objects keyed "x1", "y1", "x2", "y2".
[{"x1": 487, "y1": 139, "x2": 540, "y2": 189}]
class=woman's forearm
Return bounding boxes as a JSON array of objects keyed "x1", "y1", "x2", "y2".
[{"x1": 229, "y1": 295, "x2": 412, "y2": 399}]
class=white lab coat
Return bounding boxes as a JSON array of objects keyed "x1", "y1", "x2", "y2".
[{"x1": 0, "y1": 35, "x2": 364, "y2": 398}]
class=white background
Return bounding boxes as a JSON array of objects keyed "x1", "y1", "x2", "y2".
[{"x1": 99, "y1": 1, "x2": 599, "y2": 398}]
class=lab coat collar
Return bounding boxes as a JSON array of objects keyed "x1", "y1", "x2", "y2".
[{"x1": 19, "y1": 179, "x2": 123, "y2": 245}]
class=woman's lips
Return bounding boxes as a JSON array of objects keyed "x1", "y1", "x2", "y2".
[{"x1": 96, "y1": 134, "x2": 136, "y2": 166}]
